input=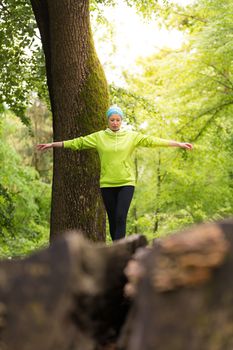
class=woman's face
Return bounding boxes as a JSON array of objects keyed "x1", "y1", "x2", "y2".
[{"x1": 108, "y1": 114, "x2": 122, "y2": 131}]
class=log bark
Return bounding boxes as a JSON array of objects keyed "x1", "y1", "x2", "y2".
[
  {"x1": 119, "y1": 218, "x2": 233, "y2": 350},
  {"x1": 0, "y1": 219, "x2": 232, "y2": 350},
  {"x1": 30, "y1": 0, "x2": 109, "y2": 240},
  {"x1": 0, "y1": 233, "x2": 147, "y2": 350}
]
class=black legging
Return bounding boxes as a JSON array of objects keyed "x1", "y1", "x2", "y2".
[{"x1": 100, "y1": 186, "x2": 135, "y2": 241}]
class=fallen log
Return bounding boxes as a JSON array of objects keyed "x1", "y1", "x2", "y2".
[
  {"x1": 0, "y1": 218, "x2": 232, "y2": 350},
  {"x1": 119, "y1": 218, "x2": 233, "y2": 350},
  {"x1": 0, "y1": 233, "x2": 147, "y2": 350}
]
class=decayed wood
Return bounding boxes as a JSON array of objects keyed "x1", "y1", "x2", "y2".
[
  {"x1": 0, "y1": 219, "x2": 232, "y2": 350},
  {"x1": 119, "y1": 218, "x2": 233, "y2": 350},
  {"x1": 153, "y1": 222, "x2": 229, "y2": 291},
  {"x1": 0, "y1": 233, "x2": 147, "y2": 350},
  {"x1": 124, "y1": 247, "x2": 151, "y2": 298}
]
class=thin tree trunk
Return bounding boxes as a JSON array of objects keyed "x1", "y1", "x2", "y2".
[
  {"x1": 133, "y1": 156, "x2": 138, "y2": 233},
  {"x1": 132, "y1": 111, "x2": 138, "y2": 234},
  {"x1": 153, "y1": 150, "x2": 161, "y2": 233},
  {"x1": 30, "y1": 0, "x2": 109, "y2": 241}
]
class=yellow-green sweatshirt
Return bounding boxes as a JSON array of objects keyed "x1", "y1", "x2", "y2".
[{"x1": 63, "y1": 128, "x2": 170, "y2": 188}]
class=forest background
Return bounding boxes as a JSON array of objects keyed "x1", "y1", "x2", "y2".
[{"x1": 0, "y1": 0, "x2": 232, "y2": 257}]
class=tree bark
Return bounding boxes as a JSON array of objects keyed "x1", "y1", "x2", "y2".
[
  {"x1": 30, "y1": 0, "x2": 109, "y2": 241},
  {"x1": 0, "y1": 233, "x2": 147, "y2": 350},
  {"x1": 0, "y1": 219, "x2": 232, "y2": 350},
  {"x1": 119, "y1": 219, "x2": 233, "y2": 350}
]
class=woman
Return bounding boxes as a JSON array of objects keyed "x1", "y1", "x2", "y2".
[{"x1": 37, "y1": 106, "x2": 193, "y2": 241}]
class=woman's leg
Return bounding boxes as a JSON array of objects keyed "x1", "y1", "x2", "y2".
[
  {"x1": 100, "y1": 187, "x2": 118, "y2": 240},
  {"x1": 115, "y1": 186, "x2": 135, "y2": 240}
]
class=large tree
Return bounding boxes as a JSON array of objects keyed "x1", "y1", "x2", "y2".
[
  {"x1": 1, "y1": 0, "x2": 161, "y2": 241},
  {"x1": 28, "y1": 0, "x2": 110, "y2": 240}
]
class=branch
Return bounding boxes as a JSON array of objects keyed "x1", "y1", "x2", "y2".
[
  {"x1": 198, "y1": 72, "x2": 233, "y2": 92},
  {"x1": 198, "y1": 63, "x2": 233, "y2": 91},
  {"x1": 172, "y1": 10, "x2": 207, "y2": 24},
  {"x1": 110, "y1": 85, "x2": 158, "y2": 113},
  {"x1": 207, "y1": 63, "x2": 233, "y2": 89},
  {"x1": 29, "y1": 0, "x2": 54, "y2": 111},
  {"x1": 208, "y1": 63, "x2": 233, "y2": 83},
  {"x1": 175, "y1": 100, "x2": 233, "y2": 135},
  {"x1": 190, "y1": 110, "x2": 218, "y2": 142}
]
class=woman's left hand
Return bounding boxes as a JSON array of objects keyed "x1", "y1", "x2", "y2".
[{"x1": 179, "y1": 142, "x2": 193, "y2": 150}]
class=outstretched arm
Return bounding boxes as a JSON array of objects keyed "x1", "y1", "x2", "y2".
[
  {"x1": 168, "y1": 141, "x2": 193, "y2": 150},
  {"x1": 37, "y1": 132, "x2": 99, "y2": 152},
  {"x1": 135, "y1": 133, "x2": 193, "y2": 150},
  {"x1": 36, "y1": 142, "x2": 63, "y2": 152}
]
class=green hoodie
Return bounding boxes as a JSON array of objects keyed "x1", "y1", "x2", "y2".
[{"x1": 63, "y1": 128, "x2": 170, "y2": 188}]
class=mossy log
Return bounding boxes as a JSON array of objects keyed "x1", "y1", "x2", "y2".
[
  {"x1": 0, "y1": 234, "x2": 147, "y2": 350},
  {"x1": 119, "y1": 218, "x2": 233, "y2": 350}
]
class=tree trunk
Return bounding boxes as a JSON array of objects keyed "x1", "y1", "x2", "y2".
[
  {"x1": 30, "y1": 0, "x2": 109, "y2": 241},
  {"x1": 153, "y1": 150, "x2": 161, "y2": 233},
  {"x1": 133, "y1": 157, "x2": 138, "y2": 233},
  {"x1": 0, "y1": 233, "x2": 147, "y2": 350}
]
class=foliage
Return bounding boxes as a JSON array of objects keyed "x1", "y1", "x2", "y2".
[
  {"x1": 0, "y1": 0, "x2": 168, "y2": 124},
  {"x1": 108, "y1": 0, "x2": 233, "y2": 239},
  {"x1": 20, "y1": 98, "x2": 53, "y2": 182},
  {"x1": 0, "y1": 112, "x2": 51, "y2": 258},
  {"x1": 0, "y1": 183, "x2": 14, "y2": 236},
  {"x1": 91, "y1": 0, "x2": 168, "y2": 20},
  {"x1": 0, "y1": 0, "x2": 48, "y2": 124}
]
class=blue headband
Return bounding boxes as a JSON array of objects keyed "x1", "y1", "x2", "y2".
[{"x1": 106, "y1": 106, "x2": 124, "y2": 119}]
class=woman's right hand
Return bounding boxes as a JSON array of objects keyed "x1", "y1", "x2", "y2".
[{"x1": 36, "y1": 143, "x2": 53, "y2": 152}]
